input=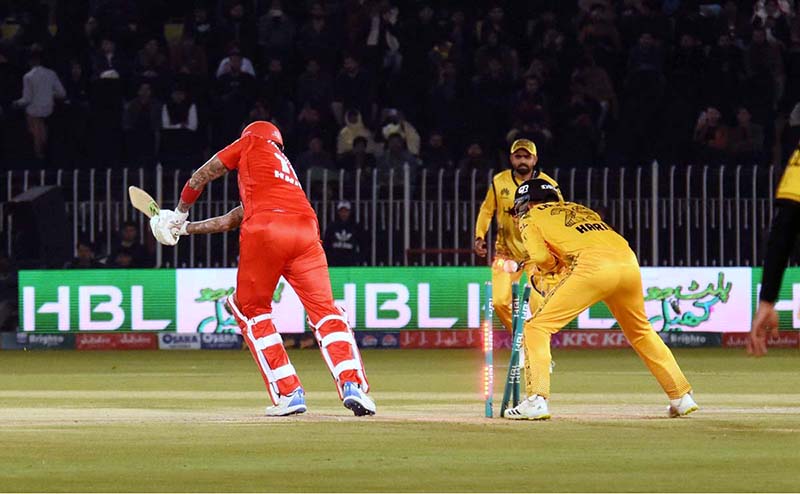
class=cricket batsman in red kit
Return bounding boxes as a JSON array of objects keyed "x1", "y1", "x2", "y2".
[{"x1": 150, "y1": 121, "x2": 375, "y2": 417}]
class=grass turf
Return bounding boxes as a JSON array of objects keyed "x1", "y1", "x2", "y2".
[{"x1": 0, "y1": 347, "x2": 798, "y2": 492}]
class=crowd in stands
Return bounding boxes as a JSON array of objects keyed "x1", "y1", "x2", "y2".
[{"x1": 0, "y1": 0, "x2": 799, "y2": 176}]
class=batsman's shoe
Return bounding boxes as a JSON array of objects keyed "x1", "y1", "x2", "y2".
[
  {"x1": 668, "y1": 392, "x2": 698, "y2": 418},
  {"x1": 265, "y1": 388, "x2": 307, "y2": 417},
  {"x1": 342, "y1": 382, "x2": 376, "y2": 416},
  {"x1": 503, "y1": 395, "x2": 551, "y2": 420}
]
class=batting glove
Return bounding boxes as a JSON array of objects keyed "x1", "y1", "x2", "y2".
[{"x1": 150, "y1": 213, "x2": 179, "y2": 246}]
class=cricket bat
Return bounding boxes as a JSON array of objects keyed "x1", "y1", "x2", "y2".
[{"x1": 128, "y1": 186, "x2": 160, "y2": 218}]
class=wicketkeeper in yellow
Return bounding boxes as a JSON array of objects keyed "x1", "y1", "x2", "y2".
[
  {"x1": 503, "y1": 179, "x2": 698, "y2": 420},
  {"x1": 474, "y1": 139, "x2": 563, "y2": 329}
]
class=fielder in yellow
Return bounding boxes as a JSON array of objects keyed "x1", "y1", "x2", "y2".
[
  {"x1": 474, "y1": 139, "x2": 563, "y2": 329},
  {"x1": 504, "y1": 179, "x2": 698, "y2": 420},
  {"x1": 749, "y1": 143, "x2": 800, "y2": 356}
]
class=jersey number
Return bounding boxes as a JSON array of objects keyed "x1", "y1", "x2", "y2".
[{"x1": 274, "y1": 151, "x2": 301, "y2": 187}]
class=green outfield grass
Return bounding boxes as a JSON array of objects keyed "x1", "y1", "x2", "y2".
[{"x1": 0, "y1": 347, "x2": 798, "y2": 492}]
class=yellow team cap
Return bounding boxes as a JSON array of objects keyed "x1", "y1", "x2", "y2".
[{"x1": 510, "y1": 139, "x2": 537, "y2": 156}]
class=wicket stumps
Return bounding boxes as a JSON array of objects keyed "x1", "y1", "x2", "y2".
[
  {"x1": 500, "y1": 282, "x2": 531, "y2": 418},
  {"x1": 483, "y1": 282, "x2": 493, "y2": 418}
]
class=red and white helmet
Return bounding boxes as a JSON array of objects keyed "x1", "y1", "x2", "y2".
[{"x1": 241, "y1": 121, "x2": 283, "y2": 148}]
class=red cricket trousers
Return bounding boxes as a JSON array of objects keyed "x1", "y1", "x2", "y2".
[{"x1": 227, "y1": 211, "x2": 367, "y2": 404}]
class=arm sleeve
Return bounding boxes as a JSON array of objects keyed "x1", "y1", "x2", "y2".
[
  {"x1": 186, "y1": 104, "x2": 198, "y2": 131},
  {"x1": 52, "y1": 74, "x2": 66, "y2": 99},
  {"x1": 16, "y1": 74, "x2": 32, "y2": 107},
  {"x1": 216, "y1": 138, "x2": 244, "y2": 170},
  {"x1": 215, "y1": 58, "x2": 228, "y2": 78},
  {"x1": 243, "y1": 58, "x2": 256, "y2": 77},
  {"x1": 520, "y1": 218, "x2": 557, "y2": 271},
  {"x1": 161, "y1": 105, "x2": 181, "y2": 129},
  {"x1": 474, "y1": 182, "x2": 496, "y2": 239},
  {"x1": 760, "y1": 201, "x2": 800, "y2": 302}
]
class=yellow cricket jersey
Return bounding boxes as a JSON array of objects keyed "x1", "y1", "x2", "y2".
[
  {"x1": 475, "y1": 169, "x2": 562, "y2": 260},
  {"x1": 518, "y1": 201, "x2": 631, "y2": 271},
  {"x1": 776, "y1": 146, "x2": 800, "y2": 203}
]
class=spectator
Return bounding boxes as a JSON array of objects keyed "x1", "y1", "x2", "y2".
[
  {"x1": 13, "y1": 45, "x2": 66, "y2": 161},
  {"x1": 619, "y1": 0, "x2": 670, "y2": 46},
  {"x1": 214, "y1": 49, "x2": 257, "y2": 146},
  {"x1": 53, "y1": 59, "x2": 90, "y2": 166},
  {"x1": 782, "y1": 19, "x2": 800, "y2": 106},
  {"x1": 744, "y1": 26, "x2": 785, "y2": 109},
  {"x1": 295, "y1": 135, "x2": 335, "y2": 174},
  {"x1": 218, "y1": 1, "x2": 258, "y2": 58},
  {"x1": 558, "y1": 90, "x2": 602, "y2": 166},
  {"x1": 571, "y1": 55, "x2": 617, "y2": 121},
  {"x1": 402, "y1": 4, "x2": 440, "y2": 99},
  {"x1": 427, "y1": 59, "x2": 467, "y2": 150},
  {"x1": 332, "y1": 54, "x2": 376, "y2": 127},
  {"x1": 260, "y1": 57, "x2": 294, "y2": 124},
  {"x1": 714, "y1": 0, "x2": 752, "y2": 44},
  {"x1": 728, "y1": 106, "x2": 765, "y2": 162},
  {"x1": 110, "y1": 249, "x2": 135, "y2": 268},
  {"x1": 169, "y1": 33, "x2": 208, "y2": 81},
  {"x1": 110, "y1": 221, "x2": 150, "y2": 267},
  {"x1": 323, "y1": 200, "x2": 367, "y2": 266},
  {"x1": 377, "y1": 132, "x2": 420, "y2": 172},
  {"x1": 215, "y1": 46, "x2": 256, "y2": 79},
  {"x1": 123, "y1": 82, "x2": 160, "y2": 166},
  {"x1": 379, "y1": 108, "x2": 421, "y2": 156},
  {"x1": 64, "y1": 239, "x2": 104, "y2": 269},
  {"x1": 296, "y1": 58, "x2": 333, "y2": 111},
  {"x1": 474, "y1": 28, "x2": 519, "y2": 79},
  {"x1": 293, "y1": 103, "x2": 332, "y2": 154},
  {"x1": 337, "y1": 109, "x2": 375, "y2": 156},
  {"x1": 475, "y1": 4, "x2": 511, "y2": 45},
  {"x1": 627, "y1": 31, "x2": 664, "y2": 75},
  {"x1": 458, "y1": 142, "x2": 493, "y2": 172},
  {"x1": 754, "y1": 0, "x2": 792, "y2": 46},
  {"x1": 183, "y1": 6, "x2": 215, "y2": 53},
  {"x1": 338, "y1": 135, "x2": 376, "y2": 171},
  {"x1": 88, "y1": 58, "x2": 125, "y2": 167},
  {"x1": 420, "y1": 131, "x2": 453, "y2": 168},
  {"x1": 511, "y1": 75, "x2": 550, "y2": 126},
  {"x1": 243, "y1": 97, "x2": 274, "y2": 129},
  {"x1": 693, "y1": 107, "x2": 730, "y2": 163},
  {"x1": 297, "y1": 3, "x2": 338, "y2": 71},
  {"x1": 577, "y1": 2, "x2": 622, "y2": 69},
  {"x1": 445, "y1": 9, "x2": 472, "y2": 71},
  {"x1": 782, "y1": 102, "x2": 800, "y2": 162},
  {"x1": 258, "y1": 0, "x2": 296, "y2": 60},
  {"x1": 362, "y1": 3, "x2": 402, "y2": 75},
  {"x1": 134, "y1": 37, "x2": 169, "y2": 95},
  {"x1": 91, "y1": 34, "x2": 128, "y2": 80},
  {"x1": 159, "y1": 85, "x2": 199, "y2": 167},
  {"x1": 471, "y1": 57, "x2": 514, "y2": 145},
  {"x1": 705, "y1": 33, "x2": 744, "y2": 114}
]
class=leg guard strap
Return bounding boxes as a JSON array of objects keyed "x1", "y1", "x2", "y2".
[{"x1": 312, "y1": 312, "x2": 369, "y2": 397}]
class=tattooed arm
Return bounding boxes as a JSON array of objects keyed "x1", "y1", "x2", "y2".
[
  {"x1": 185, "y1": 206, "x2": 244, "y2": 234},
  {"x1": 176, "y1": 155, "x2": 228, "y2": 214}
]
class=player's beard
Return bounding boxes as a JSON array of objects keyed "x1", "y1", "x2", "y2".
[{"x1": 514, "y1": 164, "x2": 531, "y2": 176}]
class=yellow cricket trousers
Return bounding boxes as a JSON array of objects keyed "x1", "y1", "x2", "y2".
[{"x1": 524, "y1": 248, "x2": 692, "y2": 400}]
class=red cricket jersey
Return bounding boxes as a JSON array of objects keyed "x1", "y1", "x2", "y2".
[{"x1": 216, "y1": 136, "x2": 316, "y2": 220}]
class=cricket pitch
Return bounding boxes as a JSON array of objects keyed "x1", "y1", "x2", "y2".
[{"x1": 1, "y1": 348, "x2": 798, "y2": 492}]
